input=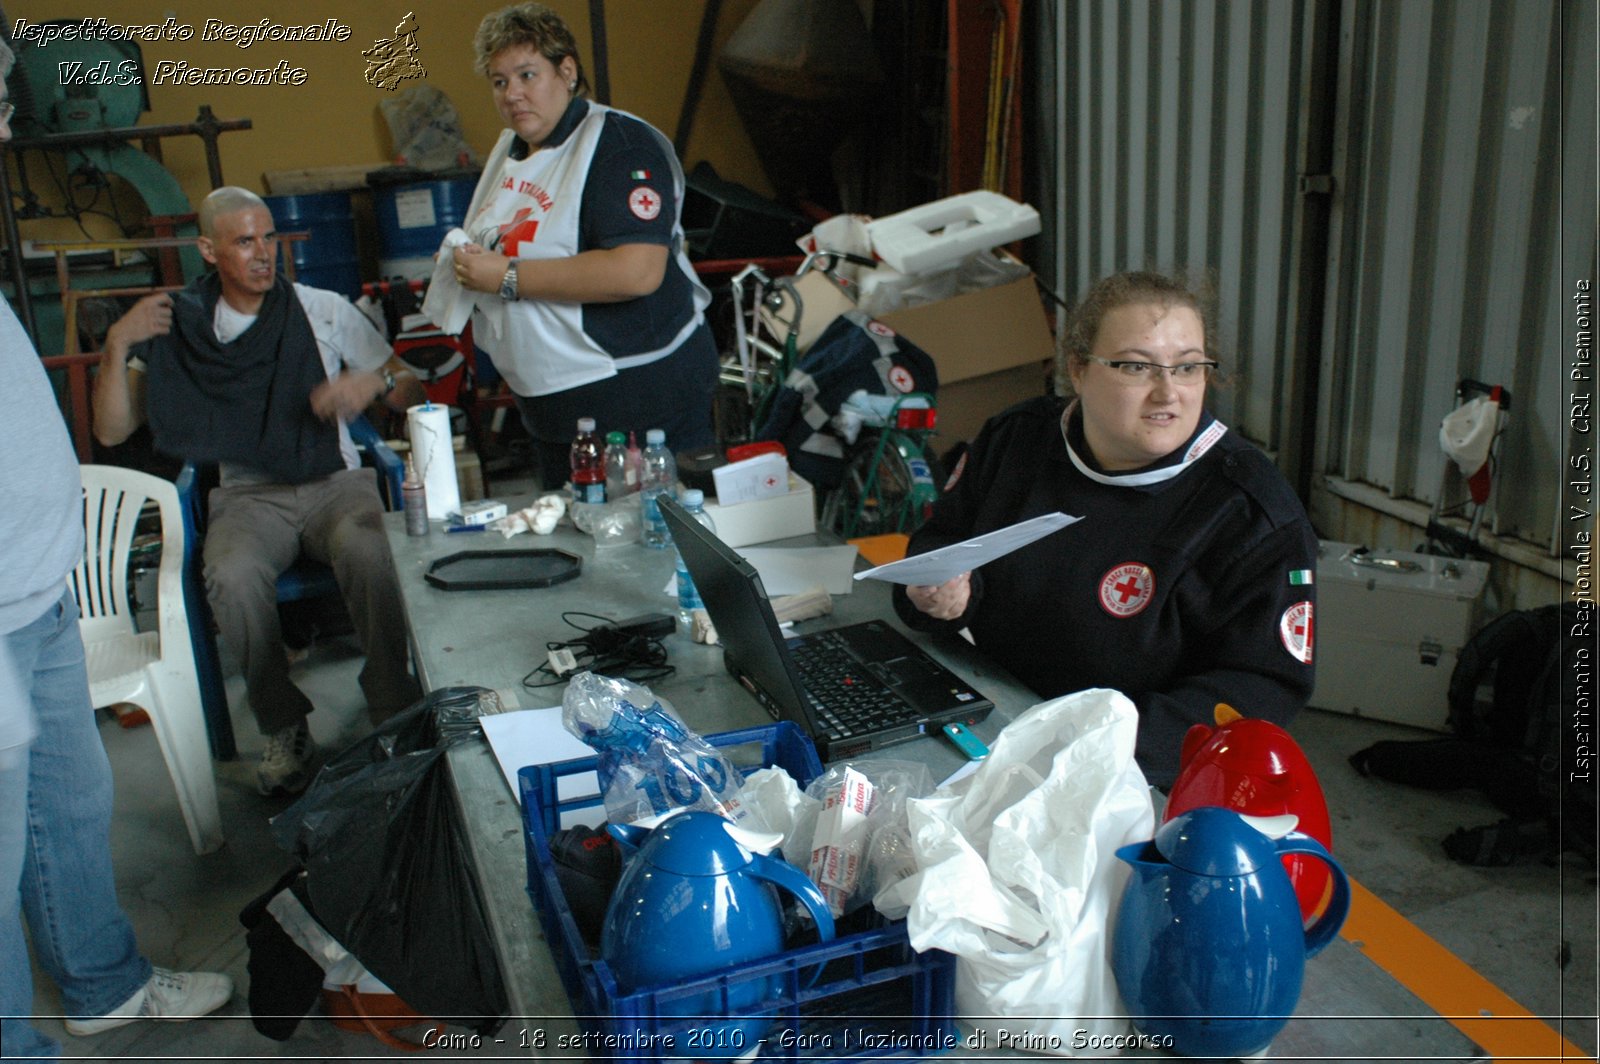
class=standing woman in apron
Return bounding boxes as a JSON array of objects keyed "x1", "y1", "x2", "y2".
[{"x1": 452, "y1": 2, "x2": 718, "y2": 488}]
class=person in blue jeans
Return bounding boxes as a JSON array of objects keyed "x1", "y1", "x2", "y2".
[{"x1": 0, "y1": 45, "x2": 231, "y2": 1055}]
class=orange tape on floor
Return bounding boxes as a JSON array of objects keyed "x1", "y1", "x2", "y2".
[{"x1": 1342, "y1": 877, "x2": 1594, "y2": 1061}]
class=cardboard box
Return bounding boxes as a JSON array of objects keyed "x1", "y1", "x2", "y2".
[
  {"x1": 702, "y1": 473, "x2": 815, "y2": 548},
  {"x1": 764, "y1": 269, "x2": 1055, "y2": 449},
  {"x1": 1310, "y1": 540, "x2": 1490, "y2": 731}
]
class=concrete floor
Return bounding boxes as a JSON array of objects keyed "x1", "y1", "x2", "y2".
[{"x1": 24, "y1": 578, "x2": 1598, "y2": 1061}]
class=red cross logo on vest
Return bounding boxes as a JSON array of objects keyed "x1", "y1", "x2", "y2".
[
  {"x1": 628, "y1": 185, "x2": 661, "y2": 220},
  {"x1": 1098, "y1": 562, "x2": 1155, "y2": 618},
  {"x1": 496, "y1": 207, "x2": 541, "y2": 256},
  {"x1": 1279, "y1": 601, "x2": 1314, "y2": 663}
]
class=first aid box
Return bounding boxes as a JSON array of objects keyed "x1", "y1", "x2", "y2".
[{"x1": 1309, "y1": 541, "x2": 1490, "y2": 731}]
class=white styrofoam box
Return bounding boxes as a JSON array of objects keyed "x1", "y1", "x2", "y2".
[
  {"x1": 702, "y1": 474, "x2": 815, "y2": 548},
  {"x1": 1310, "y1": 541, "x2": 1490, "y2": 731},
  {"x1": 865, "y1": 191, "x2": 1041, "y2": 276},
  {"x1": 712, "y1": 452, "x2": 790, "y2": 506}
]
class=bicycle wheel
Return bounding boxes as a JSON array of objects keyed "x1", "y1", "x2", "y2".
[{"x1": 821, "y1": 434, "x2": 944, "y2": 540}]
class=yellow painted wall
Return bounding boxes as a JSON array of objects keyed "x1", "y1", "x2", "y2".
[{"x1": 8, "y1": 0, "x2": 768, "y2": 243}]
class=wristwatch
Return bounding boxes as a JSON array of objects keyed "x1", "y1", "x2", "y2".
[
  {"x1": 498, "y1": 261, "x2": 520, "y2": 302},
  {"x1": 381, "y1": 369, "x2": 396, "y2": 396}
]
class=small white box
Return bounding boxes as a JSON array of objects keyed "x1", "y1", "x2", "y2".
[
  {"x1": 712, "y1": 452, "x2": 790, "y2": 506},
  {"x1": 458, "y1": 499, "x2": 507, "y2": 526},
  {"x1": 1310, "y1": 540, "x2": 1490, "y2": 731},
  {"x1": 702, "y1": 474, "x2": 815, "y2": 548}
]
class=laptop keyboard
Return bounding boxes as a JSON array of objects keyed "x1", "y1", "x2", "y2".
[{"x1": 789, "y1": 630, "x2": 923, "y2": 738}]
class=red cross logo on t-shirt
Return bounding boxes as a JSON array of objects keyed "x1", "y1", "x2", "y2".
[
  {"x1": 496, "y1": 207, "x2": 541, "y2": 256},
  {"x1": 1098, "y1": 562, "x2": 1155, "y2": 618}
]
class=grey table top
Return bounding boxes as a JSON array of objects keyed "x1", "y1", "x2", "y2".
[{"x1": 384, "y1": 509, "x2": 1484, "y2": 1061}]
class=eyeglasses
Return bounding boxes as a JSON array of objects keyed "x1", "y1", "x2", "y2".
[
  {"x1": 1085, "y1": 357, "x2": 1217, "y2": 384},
  {"x1": 0, "y1": 103, "x2": 14, "y2": 123}
]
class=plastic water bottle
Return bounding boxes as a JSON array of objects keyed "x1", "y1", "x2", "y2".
[
  {"x1": 639, "y1": 429, "x2": 676, "y2": 548},
  {"x1": 570, "y1": 417, "x2": 605, "y2": 504},
  {"x1": 626, "y1": 430, "x2": 643, "y2": 490},
  {"x1": 604, "y1": 430, "x2": 631, "y2": 499},
  {"x1": 673, "y1": 488, "x2": 716, "y2": 629}
]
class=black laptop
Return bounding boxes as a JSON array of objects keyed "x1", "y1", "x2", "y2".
[{"x1": 660, "y1": 495, "x2": 993, "y2": 760}]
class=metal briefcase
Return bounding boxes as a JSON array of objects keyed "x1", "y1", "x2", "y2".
[{"x1": 1309, "y1": 541, "x2": 1490, "y2": 731}]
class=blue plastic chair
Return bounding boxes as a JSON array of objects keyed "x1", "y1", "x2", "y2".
[{"x1": 177, "y1": 416, "x2": 404, "y2": 760}]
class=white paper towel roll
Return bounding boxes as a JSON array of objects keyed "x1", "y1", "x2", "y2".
[{"x1": 406, "y1": 404, "x2": 460, "y2": 520}]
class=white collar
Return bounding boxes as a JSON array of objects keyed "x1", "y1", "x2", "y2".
[{"x1": 1060, "y1": 401, "x2": 1229, "y2": 487}]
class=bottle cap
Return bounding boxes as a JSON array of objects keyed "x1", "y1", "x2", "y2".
[
  {"x1": 577, "y1": 417, "x2": 597, "y2": 432},
  {"x1": 681, "y1": 488, "x2": 705, "y2": 508},
  {"x1": 605, "y1": 430, "x2": 626, "y2": 445},
  {"x1": 646, "y1": 428, "x2": 665, "y2": 446}
]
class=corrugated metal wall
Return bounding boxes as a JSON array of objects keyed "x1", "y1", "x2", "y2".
[
  {"x1": 1317, "y1": 0, "x2": 1595, "y2": 560},
  {"x1": 1036, "y1": 0, "x2": 1594, "y2": 570},
  {"x1": 1040, "y1": 0, "x2": 1321, "y2": 458}
]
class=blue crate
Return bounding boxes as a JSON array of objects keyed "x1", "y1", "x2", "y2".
[{"x1": 519, "y1": 722, "x2": 959, "y2": 1063}]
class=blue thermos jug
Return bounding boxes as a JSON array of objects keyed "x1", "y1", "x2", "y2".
[
  {"x1": 1111, "y1": 807, "x2": 1351, "y2": 1059},
  {"x1": 602, "y1": 811, "x2": 835, "y2": 1059}
]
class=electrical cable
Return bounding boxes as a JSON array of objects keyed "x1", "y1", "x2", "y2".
[{"x1": 521, "y1": 611, "x2": 675, "y2": 690}]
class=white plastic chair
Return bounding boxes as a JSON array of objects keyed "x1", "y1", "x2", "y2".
[{"x1": 72, "y1": 465, "x2": 223, "y2": 855}]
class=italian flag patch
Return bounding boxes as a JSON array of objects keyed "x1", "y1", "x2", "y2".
[
  {"x1": 630, "y1": 169, "x2": 651, "y2": 180},
  {"x1": 1289, "y1": 569, "x2": 1314, "y2": 586}
]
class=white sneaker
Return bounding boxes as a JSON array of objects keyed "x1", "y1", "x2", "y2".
[
  {"x1": 65, "y1": 967, "x2": 233, "y2": 1036},
  {"x1": 257, "y1": 719, "x2": 317, "y2": 795}
]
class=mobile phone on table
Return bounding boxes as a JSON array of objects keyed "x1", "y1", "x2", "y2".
[{"x1": 942, "y1": 721, "x2": 990, "y2": 761}]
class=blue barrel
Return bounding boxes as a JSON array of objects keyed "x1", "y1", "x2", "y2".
[
  {"x1": 372, "y1": 177, "x2": 479, "y2": 281},
  {"x1": 263, "y1": 192, "x2": 361, "y2": 298}
]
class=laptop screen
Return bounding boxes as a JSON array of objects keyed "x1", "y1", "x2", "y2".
[{"x1": 658, "y1": 494, "x2": 812, "y2": 723}]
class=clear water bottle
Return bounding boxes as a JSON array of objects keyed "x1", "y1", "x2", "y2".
[
  {"x1": 673, "y1": 488, "x2": 716, "y2": 629},
  {"x1": 639, "y1": 429, "x2": 676, "y2": 548},
  {"x1": 604, "y1": 430, "x2": 631, "y2": 500},
  {"x1": 625, "y1": 430, "x2": 643, "y2": 490},
  {"x1": 570, "y1": 417, "x2": 605, "y2": 504}
]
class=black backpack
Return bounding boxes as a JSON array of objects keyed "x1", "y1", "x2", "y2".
[{"x1": 1349, "y1": 602, "x2": 1594, "y2": 865}]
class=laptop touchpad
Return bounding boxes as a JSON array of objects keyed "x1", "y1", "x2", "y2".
[{"x1": 868, "y1": 657, "x2": 941, "y2": 686}]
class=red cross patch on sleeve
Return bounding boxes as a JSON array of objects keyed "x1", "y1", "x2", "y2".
[
  {"x1": 1279, "y1": 601, "x2": 1314, "y2": 664},
  {"x1": 628, "y1": 186, "x2": 661, "y2": 221}
]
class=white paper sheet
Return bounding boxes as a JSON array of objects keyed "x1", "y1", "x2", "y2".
[
  {"x1": 853, "y1": 512, "x2": 1082, "y2": 586},
  {"x1": 480, "y1": 707, "x2": 605, "y2": 828}
]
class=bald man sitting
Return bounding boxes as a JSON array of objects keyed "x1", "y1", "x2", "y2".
[{"x1": 94, "y1": 187, "x2": 424, "y2": 795}]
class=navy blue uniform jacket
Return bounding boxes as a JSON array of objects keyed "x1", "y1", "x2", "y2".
[{"x1": 894, "y1": 396, "x2": 1318, "y2": 787}]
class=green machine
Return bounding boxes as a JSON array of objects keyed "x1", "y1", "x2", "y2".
[{"x1": 7, "y1": 20, "x2": 206, "y2": 355}]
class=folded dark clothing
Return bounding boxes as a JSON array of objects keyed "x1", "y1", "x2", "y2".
[{"x1": 143, "y1": 272, "x2": 342, "y2": 484}]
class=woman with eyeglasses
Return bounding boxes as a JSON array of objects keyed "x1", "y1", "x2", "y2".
[{"x1": 894, "y1": 270, "x2": 1316, "y2": 787}]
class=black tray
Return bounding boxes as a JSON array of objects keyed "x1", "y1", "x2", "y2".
[{"x1": 424, "y1": 549, "x2": 582, "y2": 590}]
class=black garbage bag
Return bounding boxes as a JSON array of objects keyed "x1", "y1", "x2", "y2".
[{"x1": 270, "y1": 687, "x2": 509, "y2": 1033}]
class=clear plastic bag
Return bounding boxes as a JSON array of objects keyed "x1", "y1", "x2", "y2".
[
  {"x1": 569, "y1": 495, "x2": 642, "y2": 547},
  {"x1": 791, "y1": 760, "x2": 933, "y2": 916},
  {"x1": 561, "y1": 671, "x2": 750, "y2": 824}
]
